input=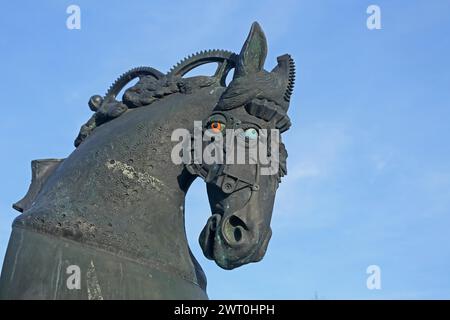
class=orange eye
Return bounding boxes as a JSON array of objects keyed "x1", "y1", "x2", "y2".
[{"x1": 210, "y1": 121, "x2": 223, "y2": 133}]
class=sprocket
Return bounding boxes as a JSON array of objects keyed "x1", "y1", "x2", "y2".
[
  {"x1": 167, "y1": 49, "x2": 238, "y2": 86},
  {"x1": 103, "y1": 66, "x2": 164, "y2": 104}
]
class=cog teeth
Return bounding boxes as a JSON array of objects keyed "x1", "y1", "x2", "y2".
[
  {"x1": 103, "y1": 66, "x2": 164, "y2": 99},
  {"x1": 167, "y1": 49, "x2": 238, "y2": 77},
  {"x1": 283, "y1": 55, "x2": 296, "y2": 103}
]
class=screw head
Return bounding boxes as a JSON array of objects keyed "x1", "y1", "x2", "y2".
[{"x1": 223, "y1": 182, "x2": 234, "y2": 193}]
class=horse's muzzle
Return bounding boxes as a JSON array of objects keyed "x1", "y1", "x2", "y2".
[{"x1": 199, "y1": 212, "x2": 272, "y2": 270}]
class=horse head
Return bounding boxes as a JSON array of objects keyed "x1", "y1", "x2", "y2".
[{"x1": 187, "y1": 22, "x2": 295, "y2": 269}]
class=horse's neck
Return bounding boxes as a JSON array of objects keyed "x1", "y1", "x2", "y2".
[{"x1": 15, "y1": 86, "x2": 224, "y2": 288}]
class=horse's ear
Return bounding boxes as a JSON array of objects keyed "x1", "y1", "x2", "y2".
[{"x1": 235, "y1": 22, "x2": 268, "y2": 78}]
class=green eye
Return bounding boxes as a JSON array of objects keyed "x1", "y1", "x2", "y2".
[{"x1": 244, "y1": 128, "x2": 258, "y2": 140}]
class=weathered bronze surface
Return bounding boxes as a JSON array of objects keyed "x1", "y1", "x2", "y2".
[{"x1": 0, "y1": 22, "x2": 295, "y2": 299}]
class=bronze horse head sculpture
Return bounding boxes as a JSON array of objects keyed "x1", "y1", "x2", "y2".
[{"x1": 0, "y1": 22, "x2": 295, "y2": 299}]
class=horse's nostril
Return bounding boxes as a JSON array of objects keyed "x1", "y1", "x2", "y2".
[
  {"x1": 228, "y1": 215, "x2": 249, "y2": 230},
  {"x1": 222, "y1": 215, "x2": 249, "y2": 245},
  {"x1": 233, "y1": 228, "x2": 242, "y2": 242}
]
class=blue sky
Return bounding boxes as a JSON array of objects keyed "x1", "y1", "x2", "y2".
[{"x1": 1, "y1": 0, "x2": 449, "y2": 299}]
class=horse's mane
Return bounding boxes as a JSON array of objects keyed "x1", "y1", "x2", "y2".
[{"x1": 74, "y1": 50, "x2": 238, "y2": 147}]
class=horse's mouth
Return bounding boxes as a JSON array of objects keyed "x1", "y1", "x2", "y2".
[{"x1": 199, "y1": 213, "x2": 222, "y2": 261}]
